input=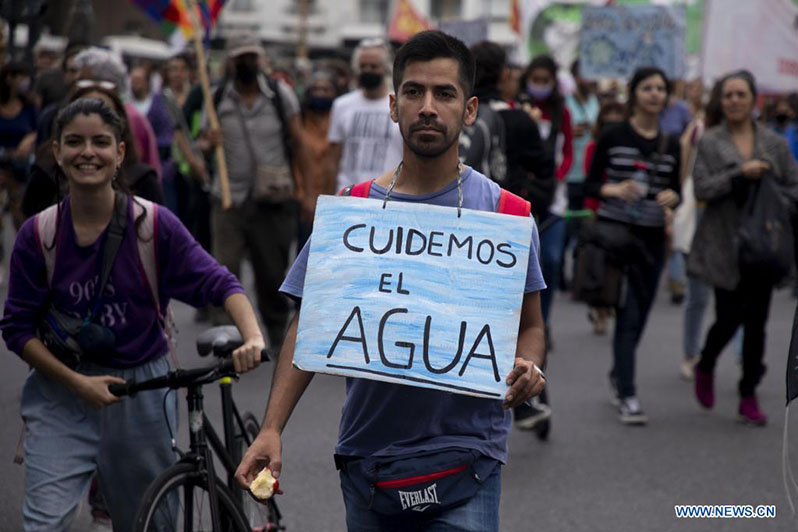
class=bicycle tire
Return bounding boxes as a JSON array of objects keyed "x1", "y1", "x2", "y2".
[
  {"x1": 133, "y1": 462, "x2": 250, "y2": 532},
  {"x1": 237, "y1": 411, "x2": 283, "y2": 530}
]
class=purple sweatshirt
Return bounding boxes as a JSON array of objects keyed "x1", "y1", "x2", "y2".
[{"x1": 2, "y1": 198, "x2": 244, "y2": 367}]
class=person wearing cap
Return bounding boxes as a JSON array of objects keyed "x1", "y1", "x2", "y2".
[
  {"x1": 200, "y1": 32, "x2": 308, "y2": 348},
  {"x1": 326, "y1": 38, "x2": 404, "y2": 192}
]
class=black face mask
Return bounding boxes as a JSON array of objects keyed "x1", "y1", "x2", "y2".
[
  {"x1": 308, "y1": 96, "x2": 333, "y2": 112},
  {"x1": 775, "y1": 113, "x2": 791, "y2": 125},
  {"x1": 235, "y1": 62, "x2": 259, "y2": 85},
  {"x1": 359, "y1": 72, "x2": 383, "y2": 90}
]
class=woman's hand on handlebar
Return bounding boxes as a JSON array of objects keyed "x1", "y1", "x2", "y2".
[
  {"x1": 232, "y1": 335, "x2": 266, "y2": 374},
  {"x1": 72, "y1": 375, "x2": 126, "y2": 408},
  {"x1": 236, "y1": 427, "x2": 283, "y2": 489}
]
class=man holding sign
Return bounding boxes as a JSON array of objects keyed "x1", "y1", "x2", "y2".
[{"x1": 237, "y1": 31, "x2": 546, "y2": 531}]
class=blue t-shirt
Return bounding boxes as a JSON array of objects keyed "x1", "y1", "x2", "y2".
[{"x1": 280, "y1": 168, "x2": 545, "y2": 463}]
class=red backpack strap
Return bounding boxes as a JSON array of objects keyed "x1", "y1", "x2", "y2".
[
  {"x1": 497, "y1": 189, "x2": 531, "y2": 217},
  {"x1": 339, "y1": 180, "x2": 374, "y2": 198}
]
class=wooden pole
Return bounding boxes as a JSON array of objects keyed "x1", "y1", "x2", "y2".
[{"x1": 185, "y1": 0, "x2": 232, "y2": 209}]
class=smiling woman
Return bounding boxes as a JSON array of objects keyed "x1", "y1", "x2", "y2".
[{"x1": 1, "y1": 97, "x2": 267, "y2": 531}]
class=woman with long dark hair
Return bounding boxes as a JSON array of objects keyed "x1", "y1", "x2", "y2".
[
  {"x1": 520, "y1": 54, "x2": 573, "y2": 344},
  {"x1": 2, "y1": 97, "x2": 265, "y2": 530},
  {"x1": 22, "y1": 83, "x2": 164, "y2": 219},
  {"x1": 688, "y1": 70, "x2": 798, "y2": 425},
  {"x1": 584, "y1": 67, "x2": 681, "y2": 424}
]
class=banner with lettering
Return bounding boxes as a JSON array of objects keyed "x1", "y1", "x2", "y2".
[
  {"x1": 579, "y1": 5, "x2": 686, "y2": 80},
  {"x1": 294, "y1": 195, "x2": 532, "y2": 400}
]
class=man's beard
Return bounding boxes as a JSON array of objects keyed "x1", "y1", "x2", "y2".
[{"x1": 400, "y1": 117, "x2": 461, "y2": 158}]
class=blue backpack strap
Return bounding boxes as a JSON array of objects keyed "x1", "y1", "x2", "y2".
[{"x1": 497, "y1": 189, "x2": 531, "y2": 217}]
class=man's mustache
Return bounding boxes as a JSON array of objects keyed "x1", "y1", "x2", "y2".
[{"x1": 410, "y1": 120, "x2": 446, "y2": 133}]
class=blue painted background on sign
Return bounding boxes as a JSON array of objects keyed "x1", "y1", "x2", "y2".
[
  {"x1": 579, "y1": 5, "x2": 686, "y2": 80},
  {"x1": 294, "y1": 195, "x2": 532, "y2": 400}
]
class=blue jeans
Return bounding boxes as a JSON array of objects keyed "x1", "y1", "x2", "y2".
[
  {"x1": 683, "y1": 274, "x2": 711, "y2": 358},
  {"x1": 340, "y1": 464, "x2": 502, "y2": 531},
  {"x1": 539, "y1": 214, "x2": 567, "y2": 324},
  {"x1": 20, "y1": 356, "x2": 177, "y2": 532},
  {"x1": 668, "y1": 251, "x2": 686, "y2": 284}
]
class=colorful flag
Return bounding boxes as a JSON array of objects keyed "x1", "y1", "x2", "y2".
[
  {"x1": 387, "y1": 0, "x2": 432, "y2": 43},
  {"x1": 129, "y1": 0, "x2": 226, "y2": 38}
]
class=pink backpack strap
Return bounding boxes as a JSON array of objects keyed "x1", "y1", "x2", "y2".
[
  {"x1": 132, "y1": 197, "x2": 160, "y2": 315},
  {"x1": 34, "y1": 204, "x2": 60, "y2": 286},
  {"x1": 497, "y1": 189, "x2": 531, "y2": 218},
  {"x1": 339, "y1": 180, "x2": 374, "y2": 198}
]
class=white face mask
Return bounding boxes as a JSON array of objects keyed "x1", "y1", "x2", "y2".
[{"x1": 17, "y1": 78, "x2": 31, "y2": 94}]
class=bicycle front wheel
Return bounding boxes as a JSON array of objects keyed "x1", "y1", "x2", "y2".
[{"x1": 133, "y1": 462, "x2": 250, "y2": 532}]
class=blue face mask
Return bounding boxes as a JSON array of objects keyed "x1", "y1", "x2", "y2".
[{"x1": 526, "y1": 82, "x2": 554, "y2": 101}]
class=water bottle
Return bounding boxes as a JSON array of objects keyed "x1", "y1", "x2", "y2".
[{"x1": 627, "y1": 161, "x2": 649, "y2": 220}]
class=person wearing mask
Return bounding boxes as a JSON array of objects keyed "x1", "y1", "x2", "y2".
[
  {"x1": 520, "y1": 55, "x2": 573, "y2": 346},
  {"x1": 72, "y1": 47, "x2": 162, "y2": 179},
  {"x1": 0, "y1": 62, "x2": 37, "y2": 233},
  {"x1": 584, "y1": 67, "x2": 681, "y2": 424},
  {"x1": 689, "y1": 71, "x2": 798, "y2": 425},
  {"x1": 326, "y1": 38, "x2": 403, "y2": 192},
  {"x1": 467, "y1": 40, "x2": 554, "y2": 431},
  {"x1": 295, "y1": 71, "x2": 337, "y2": 248},
  {"x1": 581, "y1": 100, "x2": 626, "y2": 335},
  {"x1": 200, "y1": 32, "x2": 308, "y2": 348}
]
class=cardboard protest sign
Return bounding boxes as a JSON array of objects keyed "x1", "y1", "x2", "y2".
[
  {"x1": 294, "y1": 195, "x2": 532, "y2": 400},
  {"x1": 579, "y1": 5, "x2": 686, "y2": 80}
]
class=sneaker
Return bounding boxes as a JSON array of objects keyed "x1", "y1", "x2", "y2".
[
  {"x1": 694, "y1": 366, "x2": 714, "y2": 409},
  {"x1": 618, "y1": 396, "x2": 648, "y2": 424},
  {"x1": 738, "y1": 396, "x2": 767, "y2": 426},
  {"x1": 514, "y1": 397, "x2": 552, "y2": 430},
  {"x1": 680, "y1": 356, "x2": 698, "y2": 381}
]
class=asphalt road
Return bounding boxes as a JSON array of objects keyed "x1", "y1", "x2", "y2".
[{"x1": 1, "y1": 260, "x2": 798, "y2": 531}]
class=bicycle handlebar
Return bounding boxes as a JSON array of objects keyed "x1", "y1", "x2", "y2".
[{"x1": 108, "y1": 349, "x2": 273, "y2": 397}]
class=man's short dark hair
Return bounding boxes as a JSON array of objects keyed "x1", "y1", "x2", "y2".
[
  {"x1": 470, "y1": 41, "x2": 506, "y2": 92},
  {"x1": 393, "y1": 31, "x2": 475, "y2": 97}
]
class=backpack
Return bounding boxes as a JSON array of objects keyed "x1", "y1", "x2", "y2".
[
  {"x1": 458, "y1": 104, "x2": 507, "y2": 184},
  {"x1": 339, "y1": 179, "x2": 531, "y2": 218},
  {"x1": 738, "y1": 175, "x2": 795, "y2": 282},
  {"x1": 34, "y1": 196, "x2": 175, "y2": 354}
]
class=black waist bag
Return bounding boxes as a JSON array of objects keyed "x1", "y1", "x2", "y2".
[{"x1": 345, "y1": 448, "x2": 498, "y2": 516}]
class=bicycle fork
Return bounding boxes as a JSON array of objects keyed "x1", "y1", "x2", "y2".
[{"x1": 187, "y1": 384, "x2": 224, "y2": 531}]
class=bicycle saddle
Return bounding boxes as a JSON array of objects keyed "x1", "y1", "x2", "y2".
[{"x1": 196, "y1": 326, "x2": 244, "y2": 357}]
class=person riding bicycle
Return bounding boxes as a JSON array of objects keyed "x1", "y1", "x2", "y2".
[
  {"x1": 237, "y1": 31, "x2": 546, "y2": 531},
  {"x1": 1, "y1": 97, "x2": 265, "y2": 532}
]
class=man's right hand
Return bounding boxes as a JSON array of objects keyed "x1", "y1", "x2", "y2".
[
  {"x1": 236, "y1": 427, "x2": 283, "y2": 489},
  {"x1": 603, "y1": 180, "x2": 646, "y2": 203}
]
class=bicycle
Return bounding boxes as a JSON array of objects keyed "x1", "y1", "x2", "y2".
[{"x1": 110, "y1": 326, "x2": 284, "y2": 531}]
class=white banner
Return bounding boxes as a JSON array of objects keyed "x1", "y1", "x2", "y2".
[{"x1": 702, "y1": 0, "x2": 798, "y2": 92}]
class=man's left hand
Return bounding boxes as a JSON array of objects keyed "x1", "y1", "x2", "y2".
[{"x1": 503, "y1": 358, "x2": 545, "y2": 409}]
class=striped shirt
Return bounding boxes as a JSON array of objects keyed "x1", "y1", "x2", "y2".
[{"x1": 584, "y1": 122, "x2": 681, "y2": 227}]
